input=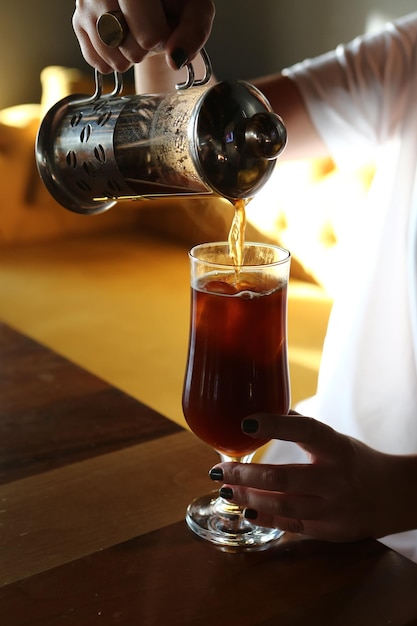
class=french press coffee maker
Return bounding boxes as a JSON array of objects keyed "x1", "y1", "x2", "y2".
[{"x1": 36, "y1": 49, "x2": 287, "y2": 214}]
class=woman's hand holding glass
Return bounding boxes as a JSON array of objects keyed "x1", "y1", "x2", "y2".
[{"x1": 210, "y1": 411, "x2": 417, "y2": 542}]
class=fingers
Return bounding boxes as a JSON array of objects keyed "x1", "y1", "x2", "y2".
[
  {"x1": 73, "y1": 1, "x2": 141, "y2": 74},
  {"x1": 118, "y1": 0, "x2": 170, "y2": 50},
  {"x1": 211, "y1": 461, "x2": 329, "y2": 497},
  {"x1": 73, "y1": 26, "x2": 132, "y2": 74},
  {"x1": 210, "y1": 467, "x2": 348, "y2": 541},
  {"x1": 72, "y1": 0, "x2": 215, "y2": 74},
  {"x1": 163, "y1": 0, "x2": 216, "y2": 69},
  {"x1": 216, "y1": 482, "x2": 325, "y2": 538},
  {"x1": 209, "y1": 462, "x2": 327, "y2": 537},
  {"x1": 227, "y1": 482, "x2": 369, "y2": 543},
  {"x1": 73, "y1": 0, "x2": 170, "y2": 73},
  {"x1": 220, "y1": 484, "x2": 325, "y2": 522}
]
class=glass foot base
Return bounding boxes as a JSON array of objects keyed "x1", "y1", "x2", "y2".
[{"x1": 186, "y1": 491, "x2": 284, "y2": 549}]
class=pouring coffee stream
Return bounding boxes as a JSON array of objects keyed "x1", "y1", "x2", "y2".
[{"x1": 36, "y1": 49, "x2": 286, "y2": 212}]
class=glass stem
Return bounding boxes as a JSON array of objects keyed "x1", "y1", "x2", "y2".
[
  {"x1": 218, "y1": 452, "x2": 255, "y2": 464},
  {"x1": 213, "y1": 452, "x2": 255, "y2": 533}
]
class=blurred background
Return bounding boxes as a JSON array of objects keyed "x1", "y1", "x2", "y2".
[{"x1": 1, "y1": 0, "x2": 416, "y2": 109}]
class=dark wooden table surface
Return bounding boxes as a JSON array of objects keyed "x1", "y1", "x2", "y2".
[{"x1": 2, "y1": 321, "x2": 417, "y2": 626}]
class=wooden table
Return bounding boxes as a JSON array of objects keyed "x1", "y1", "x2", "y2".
[{"x1": 1, "y1": 322, "x2": 417, "y2": 625}]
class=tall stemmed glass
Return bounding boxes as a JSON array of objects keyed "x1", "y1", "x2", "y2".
[{"x1": 182, "y1": 242, "x2": 291, "y2": 548}]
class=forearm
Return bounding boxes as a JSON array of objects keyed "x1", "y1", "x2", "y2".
[
  {"x1": 252, "y1": 73, "x2": 329, "y2": 161},
  {"x1": 134, "y1": 52, "x2": 184, "y2": 93},
  {"x1": 377, "y1": 453, "x2": 417, "y2": 538},
  {"x1": 134, "y1": 50, "x2": 214, "y2": 93}
]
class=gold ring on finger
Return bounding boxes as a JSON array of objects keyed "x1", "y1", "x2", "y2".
[{"x1": 96, "y1": 10, "x2": 128, "y2": 48}]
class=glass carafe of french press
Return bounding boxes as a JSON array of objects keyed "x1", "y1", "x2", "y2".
[{"x1": 36, "y1": 50, "x2": 287, "y2": 214}]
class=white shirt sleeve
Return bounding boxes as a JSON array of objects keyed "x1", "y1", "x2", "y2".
[{"x1": 284, "y1": 12, "x2": 417, "y2": 170}]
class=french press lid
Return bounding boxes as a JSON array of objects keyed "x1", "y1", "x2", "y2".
[{"x1": 192, "y1": 79, "x2": 287, "y2": 199}]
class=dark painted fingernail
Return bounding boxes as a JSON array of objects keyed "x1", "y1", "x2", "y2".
[
  {"x1": 219, "y1": 487, "x2": 233, "y2": 500},
  {"x1": 244, "y1": 508, "x2": 258, "y2": 520},
  {"x1": 242, "y1": 418, "x2": 259, "y2": 434},
  {"x1": 170, "y1": 47, "x2": 188, "y2": 69},
  {"x1": 209, "y1": 467, "x2": 224, "y2": 481}
]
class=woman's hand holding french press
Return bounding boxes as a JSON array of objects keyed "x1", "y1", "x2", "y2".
[{"x1": 72, "y1": 0, "x2": 215, "y2": 74}]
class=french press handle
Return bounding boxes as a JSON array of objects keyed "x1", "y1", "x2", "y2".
[
  {"x1": 85, "y1": 47, "x2": 213, "y2": 104},
  {"x1": 175, "y1": 47, "x2": 213, "y2": 90}
]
